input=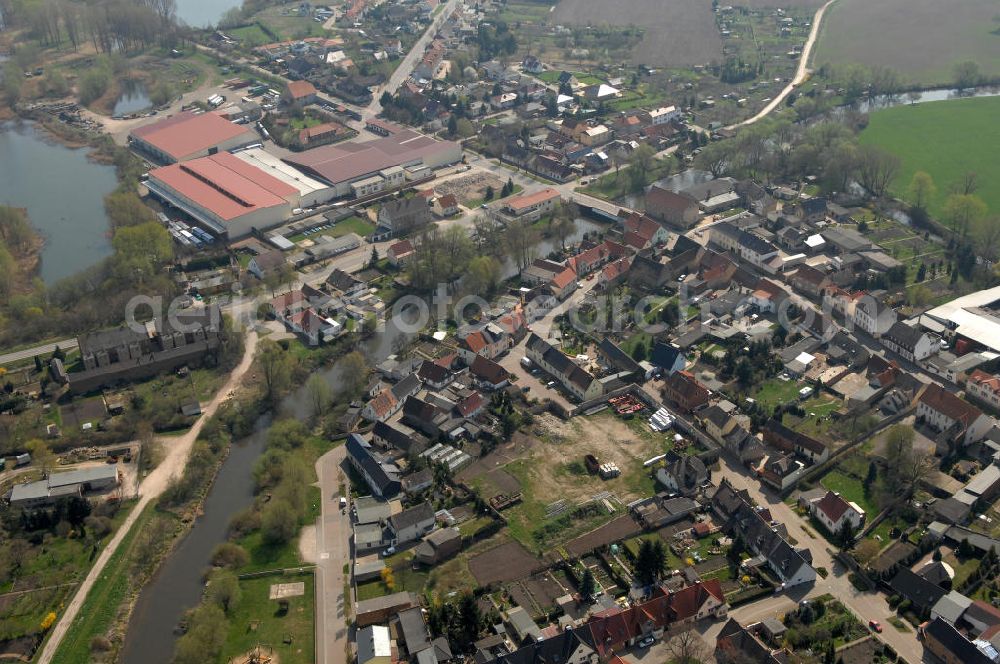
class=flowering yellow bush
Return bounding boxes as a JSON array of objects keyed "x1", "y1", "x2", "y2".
[{"x1": 40, "y1": 612, "x2": 57, "y2": 631}]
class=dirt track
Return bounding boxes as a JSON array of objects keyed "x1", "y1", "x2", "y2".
[{"x1": 37, "y1": 331, "x2": 260, "y2": 664}]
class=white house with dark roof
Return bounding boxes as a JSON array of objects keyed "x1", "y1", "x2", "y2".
[
  {"x1": 525, "y1": 333, "x2": 603, "y2": 401},
  {"x1": 852, "y1": 294, "x2": 897, "y2": 337},
  {"x1": 809, "y1": 490, "x2": 865, "y2": 535},
  {"x1": 881, "y1": 321, "x2": 937, "y2": 362},
  {"x1": 917, "y1": 383, "x2": 991, "y2": 448},
  {"x1": 388, "y1": 501, "x2": 436, "y2": 546}
]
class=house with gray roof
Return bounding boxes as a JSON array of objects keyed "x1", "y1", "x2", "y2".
[{"x1": 388, "y1": 501, "x2": 436, "y2": 545}]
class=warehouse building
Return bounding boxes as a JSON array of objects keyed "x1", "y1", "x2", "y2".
[
  {"x1": 9, "y1": 465, "x2": 120, "y2": 508},
  {"x1": 283, "y1": 129, "x2": 462, "y2": 198},
  {"x1": 129, "y1": 111, "x2": 259, "y2": 164},
  {"x1": 231, "y1": 147, "x2": 334, "y2": 208},
  {"x1": 147, "y1": 152, "x2": 301, "y2": 239}
]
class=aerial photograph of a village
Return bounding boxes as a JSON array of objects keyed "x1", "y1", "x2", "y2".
[{"x1": 1, "y1": 0, "x2": 1000, "y2": 662}]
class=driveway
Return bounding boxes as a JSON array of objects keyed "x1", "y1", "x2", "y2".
[{"x1": 314, "y1": 444, "x2": 352, "y2": 664}]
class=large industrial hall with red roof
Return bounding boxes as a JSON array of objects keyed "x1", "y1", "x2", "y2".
[{"x1": 131, "y1": 110, "x2": 461, "y2": 239}]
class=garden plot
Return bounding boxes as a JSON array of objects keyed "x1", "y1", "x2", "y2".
[{"x1": 468, "y1": 541, "x2": 545, "y2": 586}]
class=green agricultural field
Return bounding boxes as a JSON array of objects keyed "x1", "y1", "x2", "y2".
[
  {"x1": 813, "y1": 0, "x2": 1000, "y2": 85},
  {"x1": 859, "y1": 96, "x2": 1000, "y2": 219}
]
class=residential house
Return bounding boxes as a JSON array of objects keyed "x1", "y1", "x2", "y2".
[
  {"x1": 287, "y1": 308, "x2": 342, "y2": 345},
  {"x1": 248, "y1": 249, "x2": 287, "y2": 279},
  {"x1": 789, "y1": 265, "x2": 832, "y2": 299},
  {"x1": 433, "y1": 193, "x2": 459, "y2": 217},
  {"x1": 388, "y1": 502, "x2": 436, "y2": 545},
  {"x1": 650, "y1": 342, "x2": 686, "y2": 375},
  {"x1": 852, "y1": 294, "x2": 896, "y2": 337},
  {"x1": 888, "y1": 568, "x2": 948, "y2": 615},
  {"x1": 346, "y1": 433, "x2": 400, "y2": 498},
  {"x1": 388, "y1": 239, "x2": 415, "y2": 266},
  {"x1": 496, "y1": 188, "x2": 561, "y2": 223},
  {"x1": 378, "y1": 197, "x2": 432, "y2": 236},
  {"x1": 621, "y1": 211, "x2": 671, "y2": 249},
  {"x1": 549, "y1": 267, "x2": 578, "y2": 300},
  {"x1": 736, "y1": 181, "x2": 778, "y2": 217},
  {"x1": 809, "y1": 490, "x2": 865, "y2": 536},
  {"x1": 469, "y1": 355, "x2": 511, "y2": 390},
  {"x1": 525, "y1": 333, "x2": 604, "y2": 401},
  {"x1": 710, "y1": 222, "x2": 780, "y2": 271},
  {"x1": 655, "y1": 452, "x2": 708, "y2": 496},
  {"x1": 458, "y1": 325, "x2": 509, "y2": 363},
  {"x1": 372, "y1": 420, "x2": 427, "y2": 455},
  {"x1": 357, "y1": 625, "x2": 392, "y2": 664},
  {"x1": 283, "y1": 80, "x2": 318, "y2": 105},
  {"x1": 723, "y1": 490, "x2": 816, "y2": 586},
  {"x1": 648, "y1": 105, "x2": 680, "y2": 125},
  {"x1": 268, "y1": 289, "x2": 309, "y2": 320},
  {"x1": 917, "y1": 383, "x2": 991, "y2": 448},
  {"x1": 967, "y1": 370, "x2": 1000, "y2": 411},
  {"x1": 413, "y1": 527, "x2": 462, "y2": 565},
  {"x1": 760, "y1": 454, "x2": 806, "y2": 491},
  {"x1": 922, "y1": 616, "x2": 995, "y2": 664},
  {"x1": 661, "y1": 370, "x2": 710, "y2": 412},
  {"x1": 881, "y1": 321, "x2": 937, "y2": 362},
  {"x1": 326, "y1": 268, "x2": 366, "y2": 298},
  {"x1": 716, "y1": 618, "x2": 788, "y2": 664},
  {"x1": 417, "y1": 360, "x2": 454, "y2": 390},
  {"x1": 645, "y1": 186, "x2": 699, "y2": 230},
  {"x1": 521, "y1": 258, "x2": 566, "y2": 286},
  {"x1": 762, "y1": 419, "x2": 829, "y2": 464}
]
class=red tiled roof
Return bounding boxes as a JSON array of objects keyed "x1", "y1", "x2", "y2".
[
  {"x1": 368, "y1": 387, "x2": 399, "y2": 419},
  {"x1": 389, "y1": 239, "x2": 415, "y2": 257},
  {"x1": 270, "y1": 289, "x2": 306, "y2": 311},
  {"x1": 131, "y1": 111, "x2": 255, "y2": 161},
  {"x1": 437, "y1": 193, "x2": 458, "y2": 209},
  {"x1": 970, "y1": 370, "x2": 1000, "y2": 395},
  {"x1": 551, "y1": 267, "x2": 576, "y2": 290},
  {"x1": 815, "y1": 490, "x2": 851, "y2": 524},
  {"x1": 646, "y1": 186, "x2": 697, "y2": 214},
  {"x1": 463, "y1": 331, "x2": 487, "y2": 354},
  {"x1": 457, "y1": 392, "x2": 484, "y2": 417},
  {"x1": 602, "y1": 256, "x2": 632, "y2": 281},
  {"x1": 149, "y1": 152, "x2": 294, "y2": 221},
  {"x1": 505, "y1": 188, "x2": 560, "y2": 213},
  {"x1": 286, "y1": 80, "x2": 317, "y2": 99}
]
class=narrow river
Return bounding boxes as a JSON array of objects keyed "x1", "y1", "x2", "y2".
[
  {"x1": 119, "y1": 211, "x2": 612, "y2": 661},
  {"x1": 120, "y1": 316, "x2": 412, "y2": 664}
]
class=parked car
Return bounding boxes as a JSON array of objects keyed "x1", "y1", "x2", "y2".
[
  {"x1": 637, "y1": 636, "x2": 655, "y2": 648},
  {"x1": 868, "y1": 620, "x2": 882, "y2": 633}
]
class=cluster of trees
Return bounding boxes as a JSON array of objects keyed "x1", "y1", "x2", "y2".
[
  {"x1": 633, "y1": 538, "x2": 668, "y2": 586},
  {"x1": 475, "y1": 21, "x2": 517, "y2": 61},
  {"x1": 0, "y1": 206, "x2": 36, "y2": 298},
  {"x1": 695, "y1": 118, "x2": 901, "y2": 199},
  {"x1": 0, "y1": 0, "x2": 179, "y2": 54},
  {"x1": 719, "y1": 339, "x2": 781, "y2": 386},
  {"x1": 253, "y1": 419, "x2": 314, "y2": 546},
  {"x1": 882, "y1": 425, "x2": 933, "y2": 498},
  {"x1": 427, "y1": 594, "x2": 498, "y2": 653}
]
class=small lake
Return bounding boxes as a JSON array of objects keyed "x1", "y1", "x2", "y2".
[
  {"x1": 174, "y1": 0, "x2": 241, "y2": 28},
  {"x1": 845, "y1": 85, "x2": 1000, "y2": 114},
  {"x1": 0, "y1": 121, "x2": 117, "y2": 283},
  {"x1": 113, "y1": 80, "x2": 152, "y2": 117}
]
